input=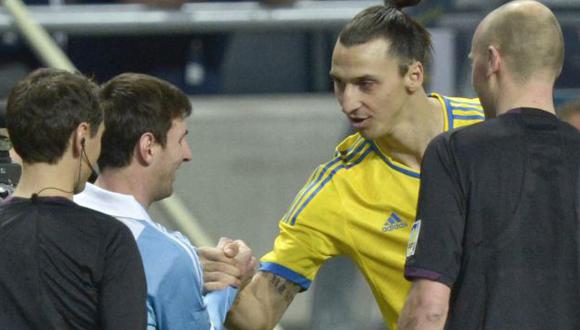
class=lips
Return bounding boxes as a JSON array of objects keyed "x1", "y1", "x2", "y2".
[{"x1": 349, "y1": 117, "x2": 369, "y2": 129}]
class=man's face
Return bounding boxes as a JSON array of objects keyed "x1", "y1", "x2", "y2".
[
  {"x1": 76, "y1": 122, "x2": 104, "y2": 194},
  {"x1": 330, "y1": 38, "x2": 409, "y2": 140},
  {"x1": 151, "y1": 117, "x2": 192, "y2": 202}
]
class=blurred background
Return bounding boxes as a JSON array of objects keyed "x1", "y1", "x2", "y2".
[{"x1": 1, "y1": 0, "x2": 579, "y2": 329}]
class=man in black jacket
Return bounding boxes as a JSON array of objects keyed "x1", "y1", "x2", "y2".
[
  {"x1": 399, "y1": 1, "x2": 580, "y2": 329},
  {"x1": 0, "y1": 68, "x2": 147, "y2": 329}
]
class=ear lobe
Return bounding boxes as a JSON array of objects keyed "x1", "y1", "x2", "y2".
[
  {"x1": 487, "y1": 46, "x2": 501, "y2": 76},
  {"x1": 405, "y1": 61, "x2": 424, "y2": 92}
]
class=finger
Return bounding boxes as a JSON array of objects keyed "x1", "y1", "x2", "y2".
[
  {"x1": 223, "y1": 242, "x2": 239, "y2": 258},
  {"x1": 204, "y1": 282, "x2": 230, "y2": 292},
  {"x1": 198, "y1": 247, "x2": 236, "y2": 264},
  {"x1": 233, "y1": 239, "x2": 251, "y2": 252},
  {"x1": 249, "y1": 256, "x2": 259, "y2": 270},
  {"x1": 234, "y1": 248, "x2": 253, "y2": 266},
  {"x1": 203, "y1": 260, "x2": 242, "y2": 278},
  {"x1": 204, "y1": 271, "x2": 241, "y2": 289}
]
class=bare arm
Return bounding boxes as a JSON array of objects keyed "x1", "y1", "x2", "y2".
[
  {"x1": 225, "y1": 271, "x2": 301, "y2": 330},
  {"x1": 398, "y1": 279, "x2": 451, "y2": 330}
]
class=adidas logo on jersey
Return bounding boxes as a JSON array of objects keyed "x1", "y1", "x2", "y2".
[{"x1": 382, "y1": 212, "x2": 408, "y2": 232}]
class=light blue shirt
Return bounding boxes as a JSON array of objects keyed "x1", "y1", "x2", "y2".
[{"x1": 75, "y1": 183, "x2": 237, "y2": 330}]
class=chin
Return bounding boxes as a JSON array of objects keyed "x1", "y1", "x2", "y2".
[
  {"x1": 358, "y1": 128, "x2": 384, "y2": 141},
  {"x1": 154, "y1": 188, "x2": 173, "y2": 202}
]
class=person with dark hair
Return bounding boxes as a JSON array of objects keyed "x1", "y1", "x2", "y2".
[
  {"x1": 224, "y1": 1, "x2": 484, "y2": 329},
  {"x1": 74, "y1": 72, "x2": 257, "y2": 330},
  {"x1": 0, "y1": 68, "x2": 147, "y2": 329},
  {"x1": 399, "y1": 1, "x2": 580, "y2": 329}
]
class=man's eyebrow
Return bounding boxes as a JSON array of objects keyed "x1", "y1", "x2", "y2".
[
  {"x1": 329, "y1": 74, "x2": 378, "y2": 82},
  {"x1": 356, "y1": 75, "x2": 378, "y2": 81}
]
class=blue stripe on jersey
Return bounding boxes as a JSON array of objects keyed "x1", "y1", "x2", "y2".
[
  {"x1": 290, "y1": 145, "x2": 373, "y2": 225},
  {"x1": 282, "y1": 157, "x2": 341, "y2": 223},
  {"x1": 284, "y1": 141, "x2": 369, "y2": 224},
  {"x1": 449, "y1": 100, "x2": 480, "y2": 107},
  {"x1": 442, "y1": 96, "x2": 455, "y2": 130},
  {"x1": 260, "y1": 262, "x2": 312, "y2": 290},
  {"x1": 370, "y1": 142, "x2": 421, "y2": 179},
  {"x1": 452, "y1": 114, "x2": 485, "y2": 120},
  {"x1": 452, "y1": 106, "x2": 484, "y2": 114}
]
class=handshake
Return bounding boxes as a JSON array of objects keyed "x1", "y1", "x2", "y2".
[{"x1": 198, "y1": 237, "x2": 259, "y2": 292}]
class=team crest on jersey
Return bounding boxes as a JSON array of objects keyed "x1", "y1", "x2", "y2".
[
  {"x1": 382, "y1": 212, "x2": 408, "y2": 232},
  {"x1": 406, "y1": 220, "x2": 421, "y2": 257}
]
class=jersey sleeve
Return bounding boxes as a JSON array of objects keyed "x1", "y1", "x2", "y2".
[
  {"x1": 99, "y1": 223, "x2": 148, "y2": 330},
  {"x1": 260, "y1": 164, "x2": 345, "y2": 290},
  {"x1": 404, "y1": 133, "x2": 467, "y2": 287},
  {"x1": 204, "y1": 287, "x2": 238, "y2": 330}
]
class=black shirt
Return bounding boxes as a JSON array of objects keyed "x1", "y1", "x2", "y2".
[
  {"x1": 0, "y1": 196, "x2": 147, "y2": 330},
  {"x1": 405, "y1": 109, "x2": 580, "y2": 329}
]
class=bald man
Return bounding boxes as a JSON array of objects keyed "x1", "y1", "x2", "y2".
[{"x1": 397, "y1": 1, "x2": 580, "y2": 329}]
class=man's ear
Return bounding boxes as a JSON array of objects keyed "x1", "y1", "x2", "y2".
[
  {"x1": 73, "y1": 122, "x2": 90, "y2": 157},
  {"x1": 136, "y1": 132, "x2": 156, "y2": 165},
  {"x1": 487, "y1": 45, "x2": 501, "y2": 76},
  {"x1": 405, "y1": 61, "x2": 424, "y2": 93}
]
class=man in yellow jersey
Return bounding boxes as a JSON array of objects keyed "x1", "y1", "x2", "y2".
[{"x1": 224, "y1": 1, "x2": 484, "y2": 329}]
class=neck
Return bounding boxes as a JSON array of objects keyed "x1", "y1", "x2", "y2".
[
  {"x1": 95, "y1": 166, "x2": 153, "y2": 209},
  {"x1": 374, "y1": 91, "x2": 444, "y2": 170},
  {"x1": 495, "y1": 79, "x2": 556, "y2": 116},
  {"x1": 14, "y1": 161, "x2": 78, "y2": 199}
]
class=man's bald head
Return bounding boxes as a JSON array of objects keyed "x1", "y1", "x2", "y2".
[{"x1": 476, "y1": 0, "x2": 564, "y2": 82}]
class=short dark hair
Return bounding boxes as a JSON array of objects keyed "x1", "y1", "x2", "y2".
[
  {"x1": 98, "y1": 73, "x2": 192, "y2": 170},
  {"x1": 6, "y1": 68, "x2": 102, "y2": 164},
  {"x1": 338, "y1": 3, "x2": 432, "y2": 75}
]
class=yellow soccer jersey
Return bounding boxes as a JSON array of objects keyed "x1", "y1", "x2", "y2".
[{"x1": 260, "y1": 93, "x2": 483, "y2": 329}]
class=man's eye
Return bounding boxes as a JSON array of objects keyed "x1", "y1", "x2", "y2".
[
  {"x1": 333, "y1": 79, "x2": 345, "y2": 90},
  {"x1": 359, "y1": 80, "x2": 374, "y2": 91}
]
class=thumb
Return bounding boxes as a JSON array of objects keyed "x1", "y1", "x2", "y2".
[
  {"x1": 223, "y1": 242, "x2": 239, "y2": 258},
  {"x1": 218, "y1": 237, "x2": 234, "y2": 249}
]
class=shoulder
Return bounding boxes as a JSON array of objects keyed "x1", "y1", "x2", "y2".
[
  {"x1": 427, "y1": 116, "x2": 523, "y2": 169},
  {"x1": 432, "y1": 93, "x2": 481, "y2": 111},
  {"x1": 61, "y1": 203, "x2": 139, "y2": 246},
  {"x1": 72, "y1": 203, "x2": 128, "y2": 229},
  {"x1": 137, "y1": 224, "x2": 199, "y2": 270},
  {"x1": 306, "y1": 132, "x2": 374, "y2": 188},
  {"x1": 137, "y1": 224, "x2": 203, "y2": 292},
  {"x1": 439, "y1": 95, "x2": 481, "y2": 107},
  {"x1": 432, "y1": 93, "x2": 485, "y2": 129}
]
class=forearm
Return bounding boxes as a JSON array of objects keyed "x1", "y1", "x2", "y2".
[
  {"x1": 226, "y1": 271, "x2": 299, "y2": 330},
  {"x1": 398, "y1": 304, "x2": 447, "y2": 330},
  {"x1": 398, "y1": 280, "x2": 450, "y2": 330}
]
